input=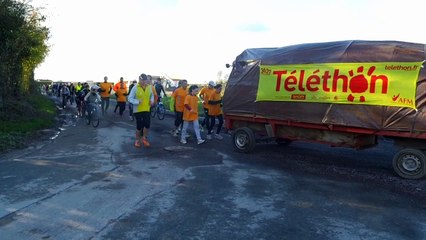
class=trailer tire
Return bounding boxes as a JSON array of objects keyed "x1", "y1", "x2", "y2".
[
  {"x1": 392, "y1": 148, "x2": 426, "y2": 179},
  {"x1": 233, "y1": 127, "x2": 256, "y2": 153}
]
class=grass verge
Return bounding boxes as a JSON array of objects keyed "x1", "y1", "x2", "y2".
[{"x1": 0, "y1": 94, "x2": 57, "y2": 152}]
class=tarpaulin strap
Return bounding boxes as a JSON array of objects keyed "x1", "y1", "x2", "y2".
[
  {"x1": 322, "y1": 104, "x2": 333, "y2": 124},
  {"x1": 411, "y1": 110, "x2": 419, "y2": 134}
]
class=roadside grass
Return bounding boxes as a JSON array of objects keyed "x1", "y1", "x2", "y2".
[{"x1": 0, "y1": 94, "x2": 56, "y2": 152}]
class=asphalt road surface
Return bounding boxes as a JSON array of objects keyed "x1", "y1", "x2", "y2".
[{"x1": 0, "y1": 99, "x2": 425, "y2": 240}]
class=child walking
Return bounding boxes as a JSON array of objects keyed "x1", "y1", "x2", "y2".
[{"x1": 180, "y1": 85, "x2": 205, "y2": 145}]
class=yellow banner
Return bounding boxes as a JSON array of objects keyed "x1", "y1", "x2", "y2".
[{"x1": 256, "y1": 62, "x2": 423, "y2": 109}]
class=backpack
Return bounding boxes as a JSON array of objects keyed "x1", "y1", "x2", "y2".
[
  {"x1": 62, "y1": 86, "x2": 70, "y2": 95},
  {"x1": 154, "y1": 83, "x2": 162, "y2": 94},
  {"x1": 78, "y1": 89, "x2": 88, "y2": 100}
]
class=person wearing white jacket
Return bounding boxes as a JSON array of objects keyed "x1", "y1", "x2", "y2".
[{"x1": 128, "y1": 73, "x2": 154, "y2": 148}]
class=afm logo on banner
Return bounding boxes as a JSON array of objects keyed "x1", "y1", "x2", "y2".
[{"x1": 256, "y1": 62, "x2": 423, "y2": 109}]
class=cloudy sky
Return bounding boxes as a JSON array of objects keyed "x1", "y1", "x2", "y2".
[{"x1": 31, "y1": 0, "x2": 426, "y2": 83}]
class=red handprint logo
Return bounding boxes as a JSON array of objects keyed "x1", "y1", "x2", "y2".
[{"x1": 347, "y1": 66, "x2": 376, "y2": 102}]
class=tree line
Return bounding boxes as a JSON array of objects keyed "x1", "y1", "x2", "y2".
[{"x1": 0, "y1": 0, "x2": 49, "y2": 111}]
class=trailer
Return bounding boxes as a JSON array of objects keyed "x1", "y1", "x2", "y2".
[{"x1": 223, "y1": 40, "x2": 426, "y2": 179}]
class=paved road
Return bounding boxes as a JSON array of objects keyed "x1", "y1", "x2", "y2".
[{"x1": 0, "y1": 101, "x2": 425, "y2": 239}]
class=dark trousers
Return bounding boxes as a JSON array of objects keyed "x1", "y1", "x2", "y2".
[
  {"x1": 118, "y1": 102, "x2": 126, "y2": 116},
  {"x1": 207, "y1": 114, "x2": 223, "y2": 134},
  {"x1": 129, "y1": 103, "x2": 133, "y2": 116},
  {"x1": 62, "y1": 94, "x2": 69, "y2": 108},
  {"x1": 174, "y1": 111, "x2": 184, "y2": 128},
  {"x1": 101, "y1": 97, "x2": 110, "y2": 115},
  {"x1": 201, "y1": 108, "x2": 209, "y2": 127}
]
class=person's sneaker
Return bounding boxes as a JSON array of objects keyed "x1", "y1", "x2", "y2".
[
  {"x1": 172, "y1": 130, "x2": 178, "y2": 137},
  {"x1": 206, "y1": 134, "x2": 212, "y2": 140},
  {"x1": 197, "y1": 139, "x2": 205, "y2": 145},
  {"x1": 142, "y1": 138, "x2": 150, "y2": 147},
  {"x1": 180, "y1": 139, "x2": 187, "y2": 144},
  {"x1": 214, "y1": 133, "x2": 223, "y2": 140},
  {"x1": 129, "y1": 116, "x2": 134, "y2": 121},
  {"x1": 134, "y1": 140, "x2": 141, "y2": 148}
]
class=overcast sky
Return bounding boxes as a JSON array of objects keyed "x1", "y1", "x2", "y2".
[{"x1": 31, "y1": 0, "x2": 426, "y2": 83}]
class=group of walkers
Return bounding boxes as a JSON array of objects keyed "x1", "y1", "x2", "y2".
[
  {"x1": 45, "y1": 73, "x2": 224, "y2": 148},
  {"x1": 50, "y1": 82, "x2": 102, "y2": 118},
  {"x1": 170, "y1": 79, "x2": 224, "y2": 146},
  {"x1": 103, "y1": 73, "x2": 224, "y2": 148},
  {"x1": 44, "y1": 81, "x2": 95, "y2": 112},
  {"x1": 45, "y1": 82, "x2": 78, "y2": 109}
]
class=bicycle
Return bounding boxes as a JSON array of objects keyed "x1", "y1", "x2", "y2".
[
  {"x1": 150, "y1": 97, "x2": 166, "y2": 120},
  {"x1": 85, "y1": 102, "x2": 100, "y2": 127},
  {"x1": 76, "y1": 93, "x2": 86, "y2": 118}
]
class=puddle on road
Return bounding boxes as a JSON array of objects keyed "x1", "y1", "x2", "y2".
[{"x1": 31, "y1": 111, "x2": 79, "y2": 144}]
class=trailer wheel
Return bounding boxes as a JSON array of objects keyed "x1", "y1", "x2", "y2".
[
  {"x1": 392, "y1": 148, "x2": 426, "y2": 179},
  {"x1": 233, "y1": 127, "x2": 256, "y2": 153}
]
